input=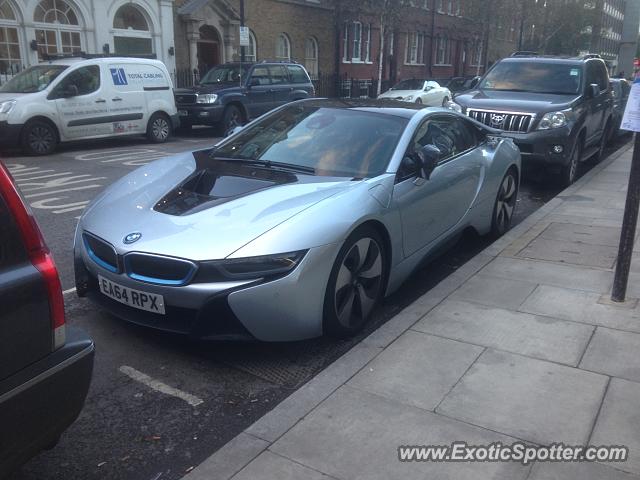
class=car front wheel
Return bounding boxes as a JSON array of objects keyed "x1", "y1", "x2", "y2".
[
  {"x1": 491, "y1": 168, "x2": 519, "y2": 237},
  {"x1": 21, "y1": 120, "x2": 58, "y2": 155},
  {"x1": 323, "y1": 227, "x2": 386, "y2": 338},
  {"x1": 560, "y1": 140, "x2": 582, "y2": 187},
  {"x1": 147, "y1": 113, "x2": 172, "y2": 143}
]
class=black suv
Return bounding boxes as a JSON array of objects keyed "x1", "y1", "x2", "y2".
[
  {"x1": 453, "y1": 54, "x2": 614, "y2": 185},
  {"x1": 0, "y1": 162, "x2": 94, "y2": 476},
  {"x1": 175, "y1": 62, "x2": 315, "y2": 134}
]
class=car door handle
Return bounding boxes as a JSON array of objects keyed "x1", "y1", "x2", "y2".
[
  {"x1": 95, "y1": 99, "x2": 106, "y2": 103},
  {"x1": 112, "y1": 97, "x2": 123, "y2": 102}
]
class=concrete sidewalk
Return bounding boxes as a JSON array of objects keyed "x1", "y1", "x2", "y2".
[{"x1": 187, "y1": 142, "x2": 640, "y2": 480}]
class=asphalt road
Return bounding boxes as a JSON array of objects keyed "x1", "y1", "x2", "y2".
[{"x1": 4, "y1": 129, "x2": 632, "y2": 480}]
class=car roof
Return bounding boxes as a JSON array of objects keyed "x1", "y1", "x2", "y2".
[
  {"x1": 42, "y1": 57, "x2": 166, "y2": 68},
  {"x1": 293, "y1": 98, "x2": 428, "y2": 119},
  {"x1": 499, "y1": 57, "x2": 587, "y2": 66}
]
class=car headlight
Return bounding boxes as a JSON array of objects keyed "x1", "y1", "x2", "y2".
[
  {"x1": 195, "y1": 250, "x2": 308, "y2": 282},
  {"x1": 0, "y1": 100, "x2": 16, "y2": 114},
  {"x1": 537, "y1": 110, "x2": 571, "y2": 130},
  {"x1": 404, "y1": 95, "x2": 414, "y2": 101},
  {"x1": 445, "y1": 101, "x2": 462, "y2": 113},
  {"x1": 196, "y1": 94, "x2": 218, "y2": 104}
]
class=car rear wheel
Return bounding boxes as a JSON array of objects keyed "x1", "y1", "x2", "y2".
[
  {"x1": 560, "y1": 140, "x2": 582, "y2": 187},
  {"x1": 147, "y1": 113, "x2": 172, "y2": 143},
  {"x1": 596, "y1": 121, "x2": 612, "y2": 162},
  {"x1": 491, "y1": 168, "x2": 519, "y2": 237},
  {"x1": 21, "y1": 120, "x2": 58, "y2": 156},
  {"x1": 323, "y1": 227, "x2": 386, "y2": 338}
]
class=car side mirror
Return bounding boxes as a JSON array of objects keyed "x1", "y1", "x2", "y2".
[
  {"x1": 62, "y1": 84, "x2": 79, "y2": 98},
  {"x1": 414, "y1": 144, "x2": 441, "y2": 182},
  {"x1": 469, "y1": 77, "x2": 480, "y2": 89},
  {"x1": 588, "y1": 83, "x2": 600, "y2": 98}
]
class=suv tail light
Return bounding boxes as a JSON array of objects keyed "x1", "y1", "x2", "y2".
[{"x1": 0, "y1": 163, "x2": 65, "y2": 349}]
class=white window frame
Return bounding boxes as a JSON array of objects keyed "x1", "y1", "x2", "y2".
[
  {"x1": 343, "y1": 21, "x2": 371, "y2": 64},
  {"x1": 434, "y1": 36, "x2": 451, "y2": 66},
  {"x1": 405, "y1": 31, "x2": 424, "y2": 65},
  {"x1": 352, "y1": 21, "x2": 362, "y2": 61},
  {"x1": 304, "y1": 36, "x2": 318, "y2": 78},
  {"x1": 245, "y1": 30, "x2": 257, "y2": 62},
  {"x1": 0, "y1": 0, "x2": 21, "y2": 74},
  {"x1": 276, "y1": 33, "x2": 291, "y2": 61},
  {"x1": 112, "y1": 4, "x2": 153, "y2": 55}
]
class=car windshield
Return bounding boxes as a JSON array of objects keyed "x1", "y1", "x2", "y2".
[
  {"x1": 391, "y1": 79, "x2": 426, "y2": 90},
  {"x1": 0, "y1": 65, "x2": 68, "y2": 93},
  {"x1": 215, "y1": 105, "x2": 408, "y2": 178},
  {"x1": 200, "y1": 65, "x2": 249, "y2": 85},
  {"x1": 479, "y1": 62, "x2": 583, "y2": 95}
]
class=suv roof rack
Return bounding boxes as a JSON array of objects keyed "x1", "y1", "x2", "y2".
[
  {"x1": 259, "y1": 59, "x2": 301, "y2": 65},
  {"x1": 41, "y1": 52, "x2": 158, "y2": 61},
  {"x1": 580, "y1": 53, "x2": 602, "y2": 60},
  {"x1": 510, "y1": 51, "x2": 538, "y2": 57}
]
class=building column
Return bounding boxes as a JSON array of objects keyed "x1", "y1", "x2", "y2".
[{"x1": 182, "y1": 15, "x2": 204, "y2": 72}]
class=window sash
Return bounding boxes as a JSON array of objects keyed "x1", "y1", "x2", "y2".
[{"x1": 352, "y1": 22, "x2": 362, "y2": 60}]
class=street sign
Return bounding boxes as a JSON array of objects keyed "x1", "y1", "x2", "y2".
[
  {"x1": 239, "y1": 26, "x2": 250, "y2": 47},
  {"x1": 621, "y1": 75, "x2": 640, "y2": 132}
]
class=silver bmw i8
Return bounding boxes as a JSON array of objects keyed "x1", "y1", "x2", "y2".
[{"x1": 74, "y1": 99, "x2": 520, "y2": 341}]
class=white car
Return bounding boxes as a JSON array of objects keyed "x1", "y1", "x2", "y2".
[
  {"x1": 0, "y1": 56, "x2": 178, "y2": 155},
  {"x1": 378, "y1": 79, "x2": 452, "y2": 107}
]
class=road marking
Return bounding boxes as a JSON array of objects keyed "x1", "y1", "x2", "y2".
[
  {"x1": 63, "y1": 287, "x2": 76, "y2": 295},
  {"x1": 119, "y1": 365, "x2": 204, "y2": 407}
]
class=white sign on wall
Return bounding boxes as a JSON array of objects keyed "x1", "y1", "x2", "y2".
[
  {"x1": 239, "y1": 26, "x2": 250, "y2": 47},
  {"x1": 621, "y1": 76, "x2": 640, "y2": 132}
]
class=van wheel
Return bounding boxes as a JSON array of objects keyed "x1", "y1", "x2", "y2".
[
  {"x1": 147, "y1": 113, "x2": 172, "y2": 143},
  {"x1": 21, "y1": 120, "x2": 58, "y2": 156}
]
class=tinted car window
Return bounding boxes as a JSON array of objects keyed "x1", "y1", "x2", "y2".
[
  {"x1": 592, "y1": 61, "x2": 609, "y2": 92},
  {"x1": 269, "y1": 65, "x2": 289, "y2": 85},
  {"x1": 287, "y1": 65, "x2": 310, "y2": 84},
  {"x1": 391, "y1": 79, "x2": 427, "y2": 90},
  {"x1": 200, "y1": 64, "x2": 248, "y2": 85},
  {"x1": 454, "y1": 118, "x2": 478, "y2": 151},
  {"x1": 53, "y1": 65, "x2": 100, "y2": 96},
  {"x1": 215, "y1": 105, "x2": 408, "y2": 178},
  {"x1": 409, "y1": 116, "x2": 468, "y2": 160},
  {"x1": 249, "y1": 66, "x2": 271, "y2": 85},
  {"x1": 480, "y1": 61, "x2": 582, "y2": 95}
]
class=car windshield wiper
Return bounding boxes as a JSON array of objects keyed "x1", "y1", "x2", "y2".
[{"x1": 214, "y1": 157, "x2": 316, "y2": 175}]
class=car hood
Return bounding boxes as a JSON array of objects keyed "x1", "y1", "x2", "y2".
[
  {"x1": 0, "y1": 92, "x2": 30, "y2": 102},
  {"x1": 81, "y1": 151, "x2": 356, "y2": 261},
  {"x1": 378, "y1": 89, "x2": 418, "y2": 99},
  {"x1": 454, "y1": 89, "x2": 581, "y2": 113}
]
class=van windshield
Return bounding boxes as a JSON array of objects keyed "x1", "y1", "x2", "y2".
[{"x1": 0, "y1": 65, "x2": 69, "y2": 93}]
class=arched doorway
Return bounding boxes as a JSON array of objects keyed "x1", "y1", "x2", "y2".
[{"x1": 197, "y1": 25, "x2": 221, "y2": 76}]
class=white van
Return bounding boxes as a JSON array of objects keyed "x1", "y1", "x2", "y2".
[{"x1": 0, "y1": 56, "x2": 178, "y2": 155}]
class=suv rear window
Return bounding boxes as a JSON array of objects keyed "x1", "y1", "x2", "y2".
[
  {"x1": 479, "y1": 61, "x2": 583, "y2": 95},
  {"x1": 287, "y1": 65, "x2": 310, "y2": 84}
]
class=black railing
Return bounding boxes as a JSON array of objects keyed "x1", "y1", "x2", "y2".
[
  {"x1": 172, "y1": 68, "x2": 200, "y2": 89},
  {"x1": 313, "y1": 73, "x2": 392, "y2": 99}
]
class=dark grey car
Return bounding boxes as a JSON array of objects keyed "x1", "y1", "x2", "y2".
[
  {"x1": 174, "y1": 62, "x2": 315, "y2": 135},
  {"x1": 0, "y1": 162, "x2": 94, "y2": 476}
]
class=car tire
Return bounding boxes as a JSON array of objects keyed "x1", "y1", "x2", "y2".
[
  {"x1": 560, "y1": 139, "x2": 582, "y2": 187},
  {"x1": 490, "y1": 168, "x2": 519, "y2": 237},
  {"x1": 146, "y1": 112, "x2": 172, "y2": 143},
  {"x1": 596, "y1": 121, "x2": 612, "y2": 161},
  {"x1": 220, "y1": 105, "x2": 244, "y2": 136},
  {"x1": 21, "y1": 120, "x2": 58, "y2": 156},
  {"x1": 323, "y1": 226, "x2": 387, "y2": 338},
  {"x1": 442, "y1": 96, "x2": 450, "y2": 107}
]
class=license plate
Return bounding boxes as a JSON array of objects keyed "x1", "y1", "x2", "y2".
[
  {"x1": 179, "y1": 109, "x2": 188, "y2": 116},
  {"x1": 98, "y1": 275, "x2": 165, "y2": 315}
]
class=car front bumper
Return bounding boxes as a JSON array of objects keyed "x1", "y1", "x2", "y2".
[
  {"x1": 503, "y1": 126, "x2": 574, "y2": 168},
  {"x1": 0, "y1": 121, "x2": 23, "y2": 148},
  {"x1": 74, "y1": 235, "x2": 340, "y2": 342},
  {"x1": 0, "y1": 328, "x2": 94, "y2": 477},
  {"x1": 176, "y1": 104, "x2": 225, "y2": 126}
]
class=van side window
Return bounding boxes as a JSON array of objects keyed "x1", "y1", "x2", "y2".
[{"x1": 55, "y1": 65, "x2": 101, "y2": 96}]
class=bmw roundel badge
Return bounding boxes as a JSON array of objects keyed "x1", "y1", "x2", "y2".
[{"x1": 123, "y1": 232, "x2": 142, "y2": 244}]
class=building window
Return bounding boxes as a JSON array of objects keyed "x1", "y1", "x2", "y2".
[
  {"x1": 343, "y1": 21, "x2": 370, "y2": 63},
  {"x1": 304, "y1": 37, "x2": 318, "y2": 78},
  {"x1": 245, "y1": 30, "x2": 257, "y2": 62},
  {"x1": 0, "y1": 0, "x2": 21, "y2": 74},
  {"x1": 405, "y1": 31, "x2": 424, "y2": 65},
  {"x1": 113, "y1": 5, "x2": 152, "y2": 55},
  {"x1": 436, "y1": 0, "x2": 444, "y2": 12},
  {"x1": 435, "y1": 36, "x2": 451, "y2": 65},
  {"x1": 276, "y1": 33, "x2": 290, "y2": 61},
  {"x1": 34, "y1": 0, "x2": 82, "y2": 59},
  {"x1": 470, "y1": 41, "x2": 482, "y2": 66}
]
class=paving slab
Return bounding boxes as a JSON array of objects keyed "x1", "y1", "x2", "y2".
[
  {"x1": 516, "y1": 237, "x2": 617, "y2": 268},
  {"x1": 413, "y1": 300, "x2": 593, "y2": 365},
  {"x1": 520, "y1": 285, "x2": 640, "y2": 333},
  {"x1": 580, "y1": 328, "x2": 640, "y2": 382},
  {"x1": 538, "y1": 223, "x2": 622, "y2": 247},
  {"x1": 591, "y1": 378, "x2": 640, "y2": 476},
  {"x1": 448, "y1": 274, "x2": 537, "y2": 309},
  {"x1": 348, "y1": 331, "x2": 483, "y2": 411},
  {"x1": 479, "y1": 257, "x2": 612, "y2": 294},
  {"x1": 271, "y1": 385, "x2": 530, "y2": 480},
  {"x1": 528, "y1": 460, "x2": 639, "y2": 480},
  {"x1": 437, "y1": 350, "x2": 608, "y2": 445},
  {"x1": 231, "y1": 451, "x2": 334, "y2": 480},
  {"x1": 552, "y1": 204, "x2": 623, "y2": 221}
]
